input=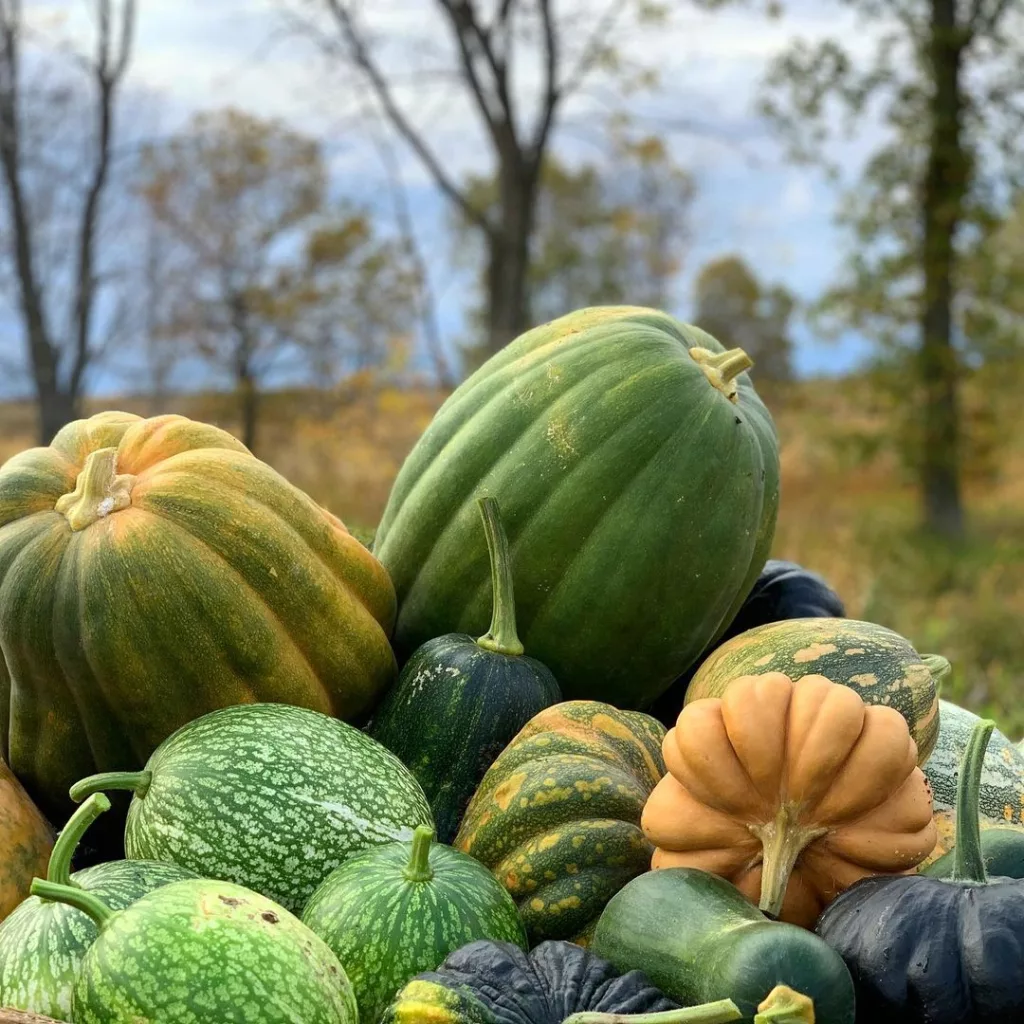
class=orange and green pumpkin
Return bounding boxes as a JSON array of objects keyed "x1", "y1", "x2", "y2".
[
  {"x1": 0, "y1": 411, "x2": 397, "y2": 831},
  {"x1": 1, "y1": 757, "x2": 53, "y2": 923}
]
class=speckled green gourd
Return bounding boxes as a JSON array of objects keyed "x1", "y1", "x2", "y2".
[
  {"x1": 30, "y1": 876, "x2": 356, "y2": 1024},
  {"x1": 302, "y1": 825, "x2": 527, "y2": 1024},
  {"x1": 921, "y1": 699, "x2": 1024, "y2": 865},
  {"x1": 684, "y1": 618, "x2": 945, "y2": 764},
  {"x1": 70, "y1": 703, "x2": 434, "y2": 913},
  {"x1": 0, "y1": 793, "x2": 197, "y2": 1022}
]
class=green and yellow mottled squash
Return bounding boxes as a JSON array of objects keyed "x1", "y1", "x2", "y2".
[
  {"x1": 1, "y1": 758, "x2": 52, "y2": 923},
  {"x1": 684, "y1": 619, "x2": 944, "y2": 764},
  {"x1": 374, "y1": 306, "x2": 780, "y2": 709},
  {"x1": 0, "y1": 411, "x2": 397, "y2": 832},
  {"x1": 921, "y1": 699, "x2": 1024, "y2": 865},
  {"x1": 455, "y1": 701, "x2": 666, "y2": 945}
]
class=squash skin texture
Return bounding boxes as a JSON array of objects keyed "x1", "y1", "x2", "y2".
[
  {"x1": 592, "y1": 867, "x2": 855, "y2": 1023},
  {"x1": 455, "y1": 700, "x2": 665, "y2": 945},
  {"x1": 0, "y1": 760, "x2": 53, "y2": 923},
  {"x1": 0, "y1": 411, "x2": 397, "y2": 830},
  {"x1": 684, "y1": 618, "x2": 943, "y2": 764},
  {"x1": 645, "y1": 673, "x2": 937, "y2": 927},
  {"x1": 381, "y1": 939, "x2": 679, "y2": 1024},
  {"x1": 374, "y1": 306, "x2": 780, "y2": 709}
]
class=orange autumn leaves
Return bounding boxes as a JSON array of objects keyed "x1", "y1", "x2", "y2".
[{"x1": 643, "y1": 672, "x2": 936, "y2": 928}]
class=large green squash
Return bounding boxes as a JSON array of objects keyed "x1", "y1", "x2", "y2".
[
  {"x1": 302, "y1": 825, "x2": 526, "y2": 1024},
  {"x1": 455, "y1": 700, "x2": 665, "y2": 945},
  {"x1": 374, "y1": 307, "x2": 780, "y2": 709},
  {"x1": 0, "y1": 411, "x2": 397, "y2": 833},
  {"x1": 684, "y1": 618, "x2": 944, "y2": 764}
]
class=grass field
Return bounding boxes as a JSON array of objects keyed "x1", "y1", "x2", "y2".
[{"x1": 2, "y1": 367, "x2": 1022, "y2": 738}]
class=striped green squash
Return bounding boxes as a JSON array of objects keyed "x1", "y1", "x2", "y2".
[
  {"x1": 455, "y1": 701, "x2": 666, "y2": 946},
  {"x1": 921, "y1": 699, "x2": 1024, "y2": 865},
  {"x1": 0, "y1": 794, "x2": 196, "y2": 1022},
  {"x1": 70, "y1": 703, "x2": 434, "y2": 914},
  {"x1": 685, "y1": 618, "x2": 945, "y2": 764},
  {"x1": 302, "y1": 825, "x2": 526, "y2": 1024}
]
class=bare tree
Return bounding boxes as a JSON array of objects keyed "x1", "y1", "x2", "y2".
[
  {"x1": 0, "y1": 0, "x2": 136, "y2": 442},
  {"x1": 287, "y1": 0, "x2": 669, "y2": 359}
]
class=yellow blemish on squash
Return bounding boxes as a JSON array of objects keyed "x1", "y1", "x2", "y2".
[
  {"x1": 530, "y1": 898, "x2": 545, "y2": 912},
  {"x1": 1002, "y1": 748, "x2": 1013, "y2": 765},
  {"x1": 529, "y1": 787, "x2": 573, "y2": 806},
  {"x1": 1005, "y1": 805, "x2": 1014, "y2": 822},
  {"x1": 547, "y1": 896, "x2": 581, "y2": 916},
  {"x1": 544, "y1": 870, "x2": 557, "y2": 880},
  {"x1": 754, "y1": 653, "x2": 776, "y2": 667},
  {"x1": 543, "y1": 777, "x2": 557, "y2": 787},
  {"x1": 593, "y1": 714, "x2": 635, "y2": 743},
  {"x1": 524, "y1": 879, "x2": 538, "y2": 891},
  {"x1": 566, "y1": 864, "x2": 579, "y2": 874},
  {"x1": 849, "y1": 673, "x2": 879, "y2": 687},
  {"x1": 793, "y1": 643, "x2": 838, "y2": 663},
  {"x1": 546, "y1": 418, "x2": 578, "y2": 463},
  {"x1": 572, "y1": 836, "x2": 584, "y2": 848},
  {"x1": 595, "y1": 843, "x2": 605, "y2": 854},
  {"x1": 574, "y1": 778, "x2": 610, "y2": 794},
  {"x1": 493, "y1": 773, "x2": 527, "y2": 811},
  {"x1": 537, "y1": 833, "x2": 560, "y2": 851},
  {"x1": 845, "y1": 648, "x2": 866, "y2": 655}
]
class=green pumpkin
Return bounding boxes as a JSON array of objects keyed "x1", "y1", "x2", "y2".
[
  {"x1": 373, "y1": 307, "x2": 780, "y2": 709},
  {"x1": 924, "y1": 827, "x2": 1024, "y2": 880},
  {"x1": 455, "y1": 700, "x2": 666, "y2": 945},
  {"x1": 302, "y1": 825, "x2": 526, "y2": 1024},
  {"x1": 70, "y1": 703, "x2": 433, "y2": 914},
  {"x1": 593, "y1": 868, "x2": 855, "y2": 1024},
  {"x1": 684, "y1": 618, "x2": 945, "y2": 764},
  {"x1": 368, "y1": 497, "x2": 560, "y2": 843},
  {"x1": 0, "y1": 795, "x2": 196, "y2": 1021},
  {"x1": 0, "y1": 411, "x2": 396, "y2": 840},
  {"x1": 30, "y1": 877, "x2": 356, "y2": 1024}
]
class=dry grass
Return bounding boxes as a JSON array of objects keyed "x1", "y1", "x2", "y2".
[{"x1": 3, "y1": 367, "x2": 1022, "y2": 736}]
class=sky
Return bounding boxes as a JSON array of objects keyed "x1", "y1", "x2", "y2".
[{"x1": 5, "y1": 0, "x2": 893, "y2": 395}]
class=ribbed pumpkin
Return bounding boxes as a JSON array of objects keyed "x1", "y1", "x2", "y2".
[
  {"x1": 374, "y1": 306, "x2": 780, "y2": 709},
  {"x1": 644, "y1": 673, "x2": 937, "y2": 927},
  {"x1": 0, "y1": 411, "x2": 397, "y2": 830},
  {"x1": 0, "y1": 759, "x2": 52, "y2": 923},
  {"x1": 684, "y1": 619, "x2": 944, "y2": 764},
  {"x1": 455, "y1": 701, "x2": 665, "y2": 945}
]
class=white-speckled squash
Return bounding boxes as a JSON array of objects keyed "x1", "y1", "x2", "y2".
[
  {"x1": 921, "y1": 699, "x2": 1024, "y2": 865},
  {"x1": 68, "y1": 703, "x2": 434, "y2": 913}
]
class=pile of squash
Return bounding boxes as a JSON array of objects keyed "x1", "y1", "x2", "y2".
[{"x1": 0, "y1": 306, "x2": 1022, "y2": 1024}]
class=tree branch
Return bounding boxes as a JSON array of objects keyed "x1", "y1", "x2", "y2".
[
  {"x1": 558, "y1": 0, "x2": 628, "y2": 100},
  {"x1": 968, "y1": 0, "x2": 1017, "y2": 38},
  {"x1": 321, "y1": 0, "x2": 492, "y2": 234},
  {"x1": 531, "y1": 0, "x2": 560, "y2": 159}
]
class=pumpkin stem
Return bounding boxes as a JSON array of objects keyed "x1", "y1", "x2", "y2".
[
  {"x1": 562, "y1": 998, "x2": 742, "y2": 1024},
  {"x1": 70, "y1": 770, "x2": 152, "y2": 803},
  {"x1": 54, "y1": 447, "x2": 136, "y2": 531},
  {"x1": 688, "y1": 347, "x2": 754, "y2": 402},
  {"x1": 921, "y1": 653, "x2": 951, "y2": 691},
  {"x1": 30, "y1": 878, "x2": 115, "y2": 928},
  {"x1": 46, "y1": 793, "x2": 111, "y2": 888},
  {"x1": 752, "y1": 806, "x2": 827, "y2": 920},
  {"x1": 951, "y1": 718, "x2": 996, "y2": 884},
  {"x1": 402, "y1": 825, "x2": 436, "y2": 883},
  {"x1": 754, "y1": 985, "x2": 816, "y2": 1024},
  {"x1": 475, "y1": 496, "x2": 525, "y2": 657}
]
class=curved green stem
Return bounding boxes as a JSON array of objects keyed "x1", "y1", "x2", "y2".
[
  {"x1": 951, "y1": 719, "x2": 995, "y2": 884},
  {"x1": 54, "y1": 447, "x2": 135, "y2": 531},
  {"x1": 563, "y1": 999, "x2": 741, "y2": 1024},
  {"x1": 30, "y1": 878, "x2": 115, "y2": 928},
  {"x1": 70, "y1": 770, "x2": 152, "y2": 803},
  {"x1": 754, "y1": 986, "x2": 815, "y2": 1024},
  {"x1": 402, "y1": 825, "x2": 435, "y2": 883},
  {"x1": 474, "y1": 496, "x2": 524, "y2": 656},
  {"x1": 922, "y1": 653, "x2": 951, "y2": 689},
  {"x1": 48, "y1": 793, "x2": 111, "y2": 887}
]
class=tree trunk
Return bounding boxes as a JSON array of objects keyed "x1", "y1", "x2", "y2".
[
  {"x1": 918, "y1": 0, "x2": 968, "y2": 539},
  {"x1": 238, "y1": 370, "x2": 259, "y2": 454},
  {"x1": 37, "y1": 387, "x2": 81, "y2": 445}
]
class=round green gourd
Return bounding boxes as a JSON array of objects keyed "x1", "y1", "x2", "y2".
[
  {"x1": 30, "y1": 877, "x2": 356, "y2": 1024},
  {"x1": 455, "y1": 701, "x2": 666, "y2": 945},
  {"x1": 592, "y1": 868, "x2": 855, "y2": 1024},
  {"x1": 368, "y1": 497, "x2": 560, "y2": 843},
  {"x1": 69, "y1": 703, "x2": 434, "y2": 914},
  {"x1": 373, "y1": 307, "x2": 780, "y2": 710},
  {"x1": 0, "y1": 794, "x2": 196, "y2": 1021},
  {"x1": 684, "y1": 618, "x2": 945, "y2": 764},
  {"x1": 302, "y1": 825, "x2": 527, "y2": 1024}
]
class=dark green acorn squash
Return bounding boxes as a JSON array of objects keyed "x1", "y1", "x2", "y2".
[
  {"x1": 381, "y1": 939, "x2": 813, "y2": 1024},
  {"x1": 592, "y1": 868, "x2": 855, "y2": 1024},
  {"x1": 816, "y1": 718, "x2": 1024, "y2": 1024},
  {"x1": 368, "y1": 497, "x2": 560, "y2": 843},
  {"x1": 373, "y1": 306, "x2": 780, "y2": 709},
  {"x1": 29, "y1": 877, "x2": 356, "y2": 1024},
  {"x1": 302, "y1": 825, "x2": 527, "y2": 1024},
  {"x1": 650, "y1": 559, "x2": 845, "y2": 726},
  {"x1": 0, "y1": 794, "x2": 196, "y2": 1021},
  {"x1": 455, "y1": 701, "x2": 665, "y2": 945},
  {"x1": 924, "y1": 827, "x2": 1024, "y2": 879},
  {"x1": 683, "y1": 618, "x2": 944, "y2": 763},
  {"x1": 70, "y1": 702, "x2": 433, "y2": 914}
]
